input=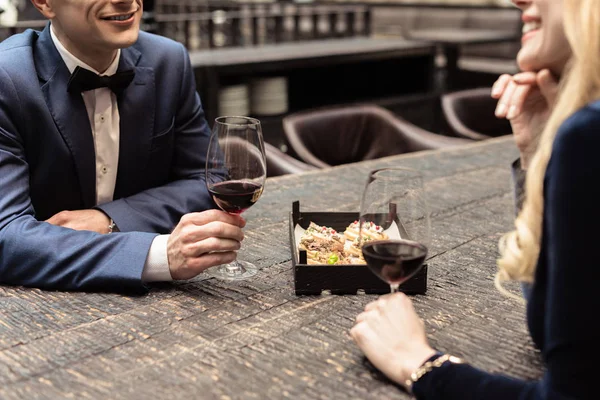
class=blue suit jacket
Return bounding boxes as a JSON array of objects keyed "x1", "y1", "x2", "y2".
[{"x1": 0, "y1": 25, "x2": 215, "y2": 292}]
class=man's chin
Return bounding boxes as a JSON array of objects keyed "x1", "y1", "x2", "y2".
[{"x1": 113, "y1": 33, "x2": 140, "y2": 49}]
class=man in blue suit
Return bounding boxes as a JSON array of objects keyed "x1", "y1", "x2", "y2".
[{"x1": 0, "y1": 0, "x2": 245, "y2": 292}]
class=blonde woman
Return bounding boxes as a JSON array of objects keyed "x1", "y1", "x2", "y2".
[{"x1": 350, "y1": 0, "x2": 599, "y2": 398}]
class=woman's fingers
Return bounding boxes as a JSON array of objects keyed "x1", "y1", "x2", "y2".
[
  {"x1": 493, "y1": 72, "x2": 542, "y2": 119},
  {"x1": 495, "y1": 79, "x2": 517, "y2": 118},
  {"x1": 491, "y1": 74, "x2": 512, "y2": 98},
  {"x1": 512, "y1": 72, "x2": 537, "y2": 85},
  {"x1": 537, "y1": 69, "x2": 559, "y2": 107},
  {"x1": 356, "y1": 309, "x2": 377, "y2": 323},
  {"x1": 506, "y1": 83, "x2": 533, "y2": 120},
  {"x1": 364, "y1": 293, "x2": 394, "y2": 312}
]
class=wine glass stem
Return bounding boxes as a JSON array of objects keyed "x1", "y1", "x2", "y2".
[
  {"x1": 225, "y1": 260, "x2": 246, "y2": 274},
  {"x1": 390, "y1": 284, "x2": 400, "y2": 293}
]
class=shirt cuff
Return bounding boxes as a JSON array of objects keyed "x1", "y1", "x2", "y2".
[{"x1": 141, "y1": 234, "x2": 172, "y2": 282}]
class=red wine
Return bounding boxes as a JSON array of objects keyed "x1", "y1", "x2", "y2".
[
  {"x1": 208, "y1": 180, "x2": 263, "y2": 214},
  {"x1": 361, "y1": 240, "x2": 427, "y2": 286}
]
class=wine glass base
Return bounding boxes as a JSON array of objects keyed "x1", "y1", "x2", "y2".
[{"x1": 205, "y1": 260, "x2": 258, "y2": 281}]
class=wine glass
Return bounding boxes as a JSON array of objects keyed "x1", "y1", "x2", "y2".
[
  {"x1": 358, "y1": 168, "x2": 430, "y2": 293},
  {"x1": 205, "y1": 116, "x2": 267, "y2": 280}
]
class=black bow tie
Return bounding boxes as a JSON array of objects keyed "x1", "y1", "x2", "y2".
[{"x1": 67, "y1": 66, "x2": 135, "y2": 94}]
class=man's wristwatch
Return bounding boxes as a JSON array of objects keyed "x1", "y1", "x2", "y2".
[
  {"x1": 108, "y1": 219, "x2": 118, "y2": 234},
  {"x1": 405, "y1": 353, "x2": 464, "y2": 394}
]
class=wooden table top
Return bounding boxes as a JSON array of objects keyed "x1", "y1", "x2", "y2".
[
  {"x1": 188, "y1": 37, "x2": 435, "y2": 68},
  {"x1": 0, "y1": 136, "x2": 543, "y2": 399},
  {"x1": 407, "y1": 28, "x2": 519, "y2": 45}
]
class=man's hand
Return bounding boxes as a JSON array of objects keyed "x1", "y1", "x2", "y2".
[
  {"x1": 167, "y1": 210, "x2": 246, "y2": 280},
  {"x1": 492, "y1": 69, "x2": 559, "y2": 169},
  {"x1": 46, "y1": 209, "x2": 111, "y2": 234}
]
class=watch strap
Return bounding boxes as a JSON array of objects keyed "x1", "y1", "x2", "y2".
[{"x1": 108, "y1": 219, "x2": 118, "y2": 234}]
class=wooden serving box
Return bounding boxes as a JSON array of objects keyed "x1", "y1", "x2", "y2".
[{"x1": 289, "y1": 201, "x2": 428, "y2": 295}]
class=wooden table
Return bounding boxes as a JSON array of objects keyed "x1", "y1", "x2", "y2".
[
  {"x1": 0, "y1": 137, "x2": 543, "y2": 399},
  {"x1": 407, "y1": 29, "x2": 520, "y2": 91}
]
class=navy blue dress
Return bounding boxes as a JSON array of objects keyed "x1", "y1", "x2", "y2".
[{"x1": 413, "y1": 100, "x2": 600, "y2": 399}]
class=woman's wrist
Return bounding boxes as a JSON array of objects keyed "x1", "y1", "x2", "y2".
[
  {"x1": 405, "y1": 353, "x2": 465, "y2": 394},
  {"x1": 395, "y1": 346, "x2": 438, "y2": 386}
]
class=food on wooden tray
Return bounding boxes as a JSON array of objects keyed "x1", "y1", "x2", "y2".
[
  {"x1": 343, "y1": 220, "x2": 389, "y2": 242},
  {"x1": 298, "y1": 222, "x2": 344, "y2": 264},
  {"x1": 298, "y1": 221, "x2": 387, "y2": 265}
]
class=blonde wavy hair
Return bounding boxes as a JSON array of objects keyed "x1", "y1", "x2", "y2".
[{"x1": 496, "y1": 0, "x2": 600, "y2": 301}]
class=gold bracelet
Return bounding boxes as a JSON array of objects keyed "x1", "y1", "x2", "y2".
[{"x1": 405, "y1": 354, "x2": 464, "y2": 394}]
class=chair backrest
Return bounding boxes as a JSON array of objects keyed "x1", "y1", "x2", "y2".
[
  {"x1": 283, "y1": 104, "x2": 472, "y2": 168},
  {"x1": 264, "y1": 141, "x2": 317, "y2": 177},
  {"x1": 441, "y1": 87, "x2": 512, "y2": 140}
]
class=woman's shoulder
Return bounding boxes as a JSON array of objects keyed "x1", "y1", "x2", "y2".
[
  {"x1": 545, "y1": 101, "x2": 600, "y2": 202},
  {"x1": 553, "y1": 100, "x2": 600, "y2": 153}
]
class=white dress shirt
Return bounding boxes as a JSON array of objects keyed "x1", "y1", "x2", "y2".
[
  {"x1": 50, "y1": 27, "x2": 172, "y2": 282},
  {"x1": 0, "y1": 0, "x2": 18, "y2": 27}
]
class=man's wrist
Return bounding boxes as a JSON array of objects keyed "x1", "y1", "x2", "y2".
[{"x1": 107, "y1": 218, "x2": 118, "y2": 234}]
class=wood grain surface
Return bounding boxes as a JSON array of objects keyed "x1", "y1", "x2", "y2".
[{"x1": 0, "y1": 136, "x2": 543, "y2": 399}]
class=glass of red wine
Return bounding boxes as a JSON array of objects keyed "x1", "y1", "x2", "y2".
[
  {"x1": 205, "y1": 116, "x2": 266, "y2": 280},
  {"x1": 358, "y1": 168, "x2": 430, "y2": 293}
]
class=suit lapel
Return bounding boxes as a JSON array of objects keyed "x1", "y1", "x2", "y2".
[
  {"x1": 114, "y1": 47, "x2": 155, "y2": 198},
  {"x1": 36, "y1": 24, "x2": 96, "y2": 208},
  {"x1": 35, "y1": 25, "x2": 157, "y2": 204}
]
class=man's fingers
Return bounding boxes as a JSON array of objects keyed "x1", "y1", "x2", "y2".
[
  {"x1": 45, "y1": 210, "x2": 69, "y2": 225},
  {"x1": 197, "y1": 251, "x2": 238, "y2": 270},
  {"x1": 537, "y1": 69, "x2": 559, "y2": 107},
  {"x1": 174, "y1": 251, "x2": 238, "y2": 278},
  {"x1": 180, "y1": 209, "x2": 245, "y2": 228},
  {"x1": 183, "y1": 237, "x2": 242, "y2": 257},
  {"x1": 506, "y1": 84, "x2": 533, "y2": 120},
  {"x1": 491, "y1": 74, "x2": 511, "y2": 98},
  {"x1": 180, "y1": 221, "x2": 244, "y2": 243}
]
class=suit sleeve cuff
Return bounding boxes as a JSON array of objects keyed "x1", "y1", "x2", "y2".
[{"x1": 142, "y1": 234, "x2": 172, "y2": 282}]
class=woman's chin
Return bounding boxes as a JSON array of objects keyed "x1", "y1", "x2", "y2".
[{"x1": 516, "y1": 52, "x2": 542, "y2": 73}]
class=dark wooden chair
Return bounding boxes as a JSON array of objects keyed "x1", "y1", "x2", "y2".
[
  {"x1": 441, "y1": 87, "x2": 512, "y2": 140},
  {"x1": 282, "y1": 104, "x2": 471, "y2": 168}
]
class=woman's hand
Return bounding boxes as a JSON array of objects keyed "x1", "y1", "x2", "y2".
[
  {"x1": 492, "y1": 69, "x2": 559, "y2": 169},
  {"x1": 350, "y1": 293, "x2": 436, "y2": 388}
]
